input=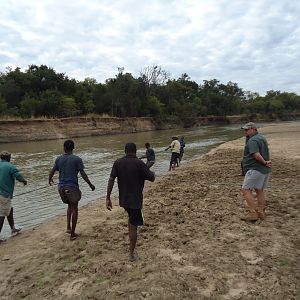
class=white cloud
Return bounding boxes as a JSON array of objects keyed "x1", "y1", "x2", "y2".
[{"x1": 0, "y1": 0, "x2": 299, "y2": 94}]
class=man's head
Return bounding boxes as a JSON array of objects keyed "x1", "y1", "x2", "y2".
[
  {"x1": 0, "y1": 150, "x2": 11, "y2": 162},
  {"x1": 172, "y1": 136, "x2": 178, "y2": 140},
  {"x1": 145, "y1": 142, "x2": 150, "y2": 148},
  {"x1": 241, "y1": 122, "x2": 258, "y2": 137},
  {"x1": 64, "y1": 140, "x2": 75, "y2": 153},
  {"x1": 125, "y1": 143, "x2": 137, "y2": 155}
]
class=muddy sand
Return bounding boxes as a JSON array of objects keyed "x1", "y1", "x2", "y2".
[{"x1": 0, "y1": 121, "x2": 299, "y2": 300}]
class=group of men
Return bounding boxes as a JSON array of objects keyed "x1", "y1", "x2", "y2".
[{"x1": 0, "y1": 122, "x2": 272, "y2": 261}]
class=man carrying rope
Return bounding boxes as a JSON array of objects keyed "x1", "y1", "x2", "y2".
[
  {"x1": 139, "y1": 142, "x2": 155, "y2": 169},
  {"x1": 165, "y1": 136, "x2": 181, "y2": 171},
  {"x1": 49, "y1": 140, "x2": 95, "y2": 240},
  {"x1": 0, "y1": 151, "x2": 27, "y2": 243}
]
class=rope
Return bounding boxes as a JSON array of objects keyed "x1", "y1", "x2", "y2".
[
  {"x1": 14, "y1": 183, "x2": 57, "y2": 197},
  {"x1": 13, "y1": 166, "x2": 112, "y2": 198},
  {"x1": 13, "y1": 159, "x2": 299, "y2": 197}
]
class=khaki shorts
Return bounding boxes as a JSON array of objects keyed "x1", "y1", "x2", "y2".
[
  {"x1": 0, "y1": 195, "x2": 12, "y2": 217},
  {"x1": 242, "y1": 169, "x2": 270, "y2": 190},
  {"x1": 58, "y1": 187, "x2": 81, "y2": 205}
]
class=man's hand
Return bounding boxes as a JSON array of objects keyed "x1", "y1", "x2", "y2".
[
  {"x1": 106, "y1": 197, "x2": 112, "y2": 211},
  {"x1": 265, "y1": 160, "x2": 272, "y2": 168},
  {"x1": 89, "y1": 183, "x2": 95, "y2": 191},
  {"x1": 23, "y1": 180, "x2": 27, "y2": 186},
  {"x1": 48, "y1": 178, "x2": 54, "y2": 186}
]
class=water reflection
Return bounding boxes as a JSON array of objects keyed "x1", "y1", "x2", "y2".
[{"x1": 0, "y1": 125, "x2": 241, "y2": 237}]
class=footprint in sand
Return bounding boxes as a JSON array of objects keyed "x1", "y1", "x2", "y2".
[
  {"x1": 57, "y1": 277, "x2": 88, "y2": 296},
  {"x1": 240, "y1": 249, "x2": 263, "y2": 265}
]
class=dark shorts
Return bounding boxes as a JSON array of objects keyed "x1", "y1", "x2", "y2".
[
  {"x1": 58, "y1": 186, "x2": 81, "y2": 205},
  {"x1": 170, "y1": 152, "x2": 180, "y2": 164},
  {"x1": 124, "y1": 208, "x2": 144, "y2": 226}
]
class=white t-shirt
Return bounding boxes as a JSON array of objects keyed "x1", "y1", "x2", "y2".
[{"x1": 170, "y1": 140, "x2": 181, "y2": 154}]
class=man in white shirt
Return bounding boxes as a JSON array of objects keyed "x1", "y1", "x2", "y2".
[{"x1": 165, "y1": 136, "x2": 181, "y2": 171}]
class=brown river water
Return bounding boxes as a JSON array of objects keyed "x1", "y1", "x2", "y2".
[{"x1": 0, "y1": 125, "x2": 241, "y2": 238}]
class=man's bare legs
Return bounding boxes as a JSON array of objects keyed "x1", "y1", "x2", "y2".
[
  {"x1": 0, "y1": 208, "x2": 21, "y2": 238},
  {"x1": 255, "y1": 189, "x2": 266, "y2": 219},
  {"x1": 0, "y1": 216, "x2": 4, "y2": 233},
  {"x1": 241, "y1": 189, "x2": 258, "y2": 221},
  {"x1": 67, "y1": 203, "x2": 78, "y2": 240},
  {"x1": 7, "y1": 207, "x2": 15, "y2": 230},
  {"x1": 7, "y1": 208, "x2": 21, "y2": 234},
  {"x1": 128, "y1": 221, "x2": 138, "y2": 261},
  {"x1": 66, "y1": 205, "x2": 71, "y2": 233}
]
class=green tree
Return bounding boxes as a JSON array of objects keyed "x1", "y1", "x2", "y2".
[
  {"x1": 19, "y1": 96, "x2": 41, "y2": 117},
  {"x1": 0, "y1": 96, "x2": 7, "y2": 115},
  {"x1": 61, "y1": 96, "x2": 79, "y2": 117}
]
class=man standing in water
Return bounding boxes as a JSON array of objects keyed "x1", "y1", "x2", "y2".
[
  {"x1": 106, "y1": 143, "x2": 155, "y2": 261},
  {"x1": 0, "y1": 151, "x2": 27, "y2": 243},
  {"x1": 139, "y1": 142, "x2": 155, "y2": 168},
  {"x1": 49, "y1": 140, "x2": 95, "y2": 240},
  {"x1": 179, "y1": 136, "x2": 186, "y2": 164},
  {"x1": 165, "y1": 136, "x2": 181, "y2": 171},
  {"x1": 240, "y1": 122, "x2": 272, "y2": 221}
]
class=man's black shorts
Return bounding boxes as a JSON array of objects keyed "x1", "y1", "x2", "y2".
[
  {"x1": 124, "y1": 208, "x2": 144, "y2": 226},
  {"x1": 58, "y1": 186, "x2": 81, "y2": 205},
  {"x1": 170, "y1": 152, "x2": 180, "y2": 164}
]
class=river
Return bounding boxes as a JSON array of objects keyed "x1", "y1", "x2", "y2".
[{"x1": 0, "y1": 125, "x2": 242, "y2": 238}]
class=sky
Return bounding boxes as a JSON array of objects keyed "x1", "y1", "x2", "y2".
[{"x1": 0, "y1": 0, "x2": 299, "y2": 95}]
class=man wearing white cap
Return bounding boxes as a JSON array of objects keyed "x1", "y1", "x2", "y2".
[
  {"x1": 0, "y1": 151, "x2": 27, "y2": 242},
  {"x1": 240, "y1": 122, "x2": 272, "y2": 221},
  {"x1": 165, "y1": 136, "x2": 181, "y2": 171}
]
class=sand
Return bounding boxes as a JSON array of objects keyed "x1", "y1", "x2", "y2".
[{"x1": 0, "y1": 121, "x2": 299, "y2": 300}]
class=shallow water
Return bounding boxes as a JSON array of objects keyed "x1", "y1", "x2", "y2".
[{"x1": 0, "y1": 125, "x2": 241, "y2": 237}]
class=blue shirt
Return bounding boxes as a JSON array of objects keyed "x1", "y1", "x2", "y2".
[
  {"x1": 0, "y1": 160, "x2": 25, "y2": 198},
  {"x1": 52, "y1": 154, "x2": 84, "y2": 188}
]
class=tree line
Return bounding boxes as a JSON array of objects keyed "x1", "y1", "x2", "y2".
[{"x1": 0, "y1": 65, "x2": 299, "y2": 121}]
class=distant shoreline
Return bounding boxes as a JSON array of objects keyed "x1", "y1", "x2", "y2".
[{"x1": 1, "y1": 114, "x2": 299, "y2": 143}]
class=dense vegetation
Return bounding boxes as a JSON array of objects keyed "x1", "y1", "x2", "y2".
[{"x1": 0, "y1": 65, "x2": 299, "y2": 121}]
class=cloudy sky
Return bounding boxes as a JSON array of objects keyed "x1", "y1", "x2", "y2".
[{"x1": 0, "y1": 0, "x2": 299, "y2": 95}]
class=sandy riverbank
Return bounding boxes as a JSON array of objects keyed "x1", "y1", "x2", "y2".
[{"x1": 0, "y1": 121, "x2": 299, "y2": 300}]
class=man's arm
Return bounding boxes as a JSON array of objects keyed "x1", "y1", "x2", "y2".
[
  {"x1": 12, "y1": 166, "x2": 27, "y2": 186},
  {"x1": 164, "y1": 144, "x2": 171, "y2": 151},
  {"x1": 79, "y1": 170, "x2": 95, "y2": 190},
  {"x1": 16, "y1": 174, "x2": 27, "y2": 186},
  {"x1": 253, "y1": 152, "x2": 272, "y2": 168},
  {"x1": 48, "y1": 168, "x2": 56, "y2": 186},
  {"x1": 106, "y1": 177, "x2": 115, "y2": 210},
  {"x1": 141, "y1": 163, "x2": 155, "y2": 182}
]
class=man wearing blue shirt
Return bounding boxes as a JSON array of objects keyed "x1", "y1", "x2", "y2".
[
  {"x1": 0, "y1": 151, "x2": 27, "y2": 242},
  {"x1": 49, "y1": 140, "x2": 95, "y2": 240},
  {"x1": 139, "y1": 142, "x2": 155, "y2": 168}
]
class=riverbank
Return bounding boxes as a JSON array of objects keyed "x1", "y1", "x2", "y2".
[
  {"x1": 2, "y1": 114, "x2": 297, "y2": 143},
  {"x1": 0, "y1": 115, "x2": 229, "y2": 143},
  {"x1": 0, "y1": 117, "x2": 159, "y2": 143},
  {"x1": 0, "y1": 121, "x2": 299, "y2": 299}
]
